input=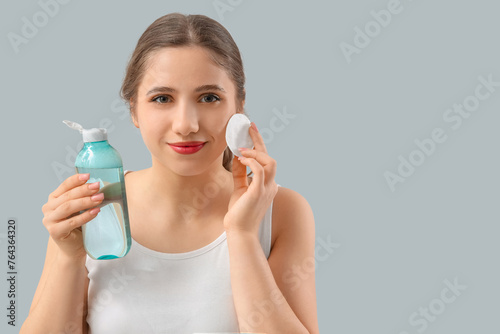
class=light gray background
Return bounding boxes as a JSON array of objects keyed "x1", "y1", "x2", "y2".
[{"x1": 1, "y1": 0, "x2": 499, "y2": 333}]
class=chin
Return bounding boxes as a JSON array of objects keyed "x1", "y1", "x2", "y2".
[{"x1": 153, "y1": 146, "x2": 225, "y2": 176}]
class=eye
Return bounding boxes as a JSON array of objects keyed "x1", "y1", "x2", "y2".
[
  {"x1": 200, "y1": 94, "x2": 221, "y2": 103},
  {"x1": 151, "y1": 95, "x2": 171, "y2": 104}
]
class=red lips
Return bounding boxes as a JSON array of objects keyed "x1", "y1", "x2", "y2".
[{"x1": 168, "y1": 141, "x2": 206, "y2": 154}]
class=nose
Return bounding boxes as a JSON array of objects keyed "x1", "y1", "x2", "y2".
[{"x1": 171, "y1": 101, "x2": 199, "y2": 137}]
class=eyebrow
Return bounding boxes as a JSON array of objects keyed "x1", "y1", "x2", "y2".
[{"x1": 146, "y1": 84, "x2": 226, "y2": 95}]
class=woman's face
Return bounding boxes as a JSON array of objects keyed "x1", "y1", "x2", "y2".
[{"x1": 132, "y1": 46, "x2": 242, "y2": 176}]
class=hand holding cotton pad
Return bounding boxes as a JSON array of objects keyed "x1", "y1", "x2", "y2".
[{"x1": 225, "y1": 114, "x2": 254, "y2": 157}]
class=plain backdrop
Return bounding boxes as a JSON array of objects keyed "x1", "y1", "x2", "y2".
[{"x1": 1, "y1": 0, "x2": 499, "y2": 333}]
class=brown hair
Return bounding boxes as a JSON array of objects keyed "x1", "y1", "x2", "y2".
[{"x1": 120, "y1": 13, "x2": 250, "y2": 175}]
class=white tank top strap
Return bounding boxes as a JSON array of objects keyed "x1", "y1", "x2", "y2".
[{"x1": 258, "y1": 183, "x2": 280, "y2": 258}]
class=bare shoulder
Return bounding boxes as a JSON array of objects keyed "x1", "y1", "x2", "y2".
[
  {"x1": 123, "y1": 169, "x2": 140, "y2": 181},
  {"x1": 267, "y1": 185, "x2": 319, "y2": 333},
  {"x1": 270, "y1": 185, "x2": 315, "y2": 251},
  {"x1": 123, "y1": 169, "x2": 147, "y2": 191}
]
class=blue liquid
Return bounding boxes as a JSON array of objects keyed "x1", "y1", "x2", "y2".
[{"x1": 76, "y1": 166, "x2": 131, "y2": 260}]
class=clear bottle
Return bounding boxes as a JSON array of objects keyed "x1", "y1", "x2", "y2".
[{"x1": 63, "y1": 120, "x2": 131, "y2": 260}]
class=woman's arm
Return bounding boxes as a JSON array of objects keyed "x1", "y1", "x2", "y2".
[
  {"x1": 226, "y1": 186, "x2": 319, "y2": 334},
  {"x1": 20, "y1": 236, "x2": 89, "y2": 333}
]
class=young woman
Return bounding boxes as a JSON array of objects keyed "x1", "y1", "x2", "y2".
[{"x1": 21, "y1": 13, "x2": 318, "y2": 334}]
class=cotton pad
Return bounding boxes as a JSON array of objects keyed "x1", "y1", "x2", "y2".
[{"x1": 225, "y1": 114, "x2": 254, "y2": 157}]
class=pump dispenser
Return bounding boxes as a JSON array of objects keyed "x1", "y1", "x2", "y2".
[{"x1": 63, "y1": 120, "x2": 131, "y2": 260}]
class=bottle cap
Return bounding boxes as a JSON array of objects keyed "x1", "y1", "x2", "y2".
[{"x1": 63, "y1": 120, "x2": 107, "y2": 142}]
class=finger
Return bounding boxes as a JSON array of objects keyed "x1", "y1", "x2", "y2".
[
  {"x1": 237, "y1": 156, "x2": 265, "y2": 190},
  {"x1": 50, "y1": 173, "x2": 91, "y2": 199},
  {"x1": 238, "y1": 148, "x2": 278, "y2": 182},
  {"x1": 49, "y1": 193, "x2": 104, "y2": 221},
  {"x1": 48, "y1": 207, "x2": 100, "y2": 240},
  {"x1": 232, "y1": 156, "x2": 248, "y2": 191},
  {"x1": 238, "y1": 148, "x2": 274, "y2": 166},
  {"x1": 47, "y1": 181, "x2": 101, "y2": 212},
  {"x1": 248, "y1": 122, "x2": 267, "y2": 154}
]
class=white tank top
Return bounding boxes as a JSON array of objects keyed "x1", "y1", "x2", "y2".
[{"x1": 85, "y1": 170, "x2": 280, "y2": 333}]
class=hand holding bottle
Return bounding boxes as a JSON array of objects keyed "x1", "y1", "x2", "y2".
[
  {"x1": 41, "y1": 173, "x2": 103, "y2": 261},
  {"x1": 63, "y1": 120, "x2": 131, "y2": 260}
]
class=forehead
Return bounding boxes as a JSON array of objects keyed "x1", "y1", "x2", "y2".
[{"x1": 140, "y1": 46, "x2": 233, "y2": 91}]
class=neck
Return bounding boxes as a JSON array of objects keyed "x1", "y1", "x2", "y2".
[{"x1": 142, "y1": 156, "x2": 234, "y2": 225}]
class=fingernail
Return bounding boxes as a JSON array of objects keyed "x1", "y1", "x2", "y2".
[
  {"x1": 79, "y1": 173, "x2": 90, "y2": 181},
  {"x1": 89, "y1": 208, "x2": 100, "y2": 215},
  {"x1": 250, "y1": 122, "x2": 258, "y2": 133},
  {"x1": 88, "y1": 182, "x2": 100, "y2": 190},
  {"x1": 91, "y1": 193, "x2": 104, "y2": 201},
  {"x1": 238, "y1": 147, "x2": 248, "y2": 152}
]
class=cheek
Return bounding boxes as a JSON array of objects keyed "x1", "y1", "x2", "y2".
[
  {"x1": 213, "y1": 119, "x2": 230, "y2": 143},
  {"x1": 198, "y1": 113, "x2": 226, "y2": 135},
  {"x1": 138, "y1": 118, "x2": 164, "y2": 144},
  {"x1": 138, "y1": 108, "x2": 165, "y2": 132}
]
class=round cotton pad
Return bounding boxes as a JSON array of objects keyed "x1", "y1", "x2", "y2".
[{"x1": 225, "y1": 114, "x2": 254, "y2": 157}]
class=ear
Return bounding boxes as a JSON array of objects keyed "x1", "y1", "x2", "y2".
[
  {"x1": 130, "y1": 99, "x2": 139, "y2": 128},
  {"x1": 237, "y1": 98, "x2": 245, "y2": 113},
  {"x1": 132, "y1": 114, "x2": 139, "y2": 128}
]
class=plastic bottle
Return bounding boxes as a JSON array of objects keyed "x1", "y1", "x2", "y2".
[{"x1": 63, "y1": 120, "x2": 131, "y2": 260}]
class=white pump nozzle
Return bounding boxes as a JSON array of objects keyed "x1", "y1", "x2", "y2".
[{"x1": 63, "y1": 120, "x2": 108, "y2": 142}]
